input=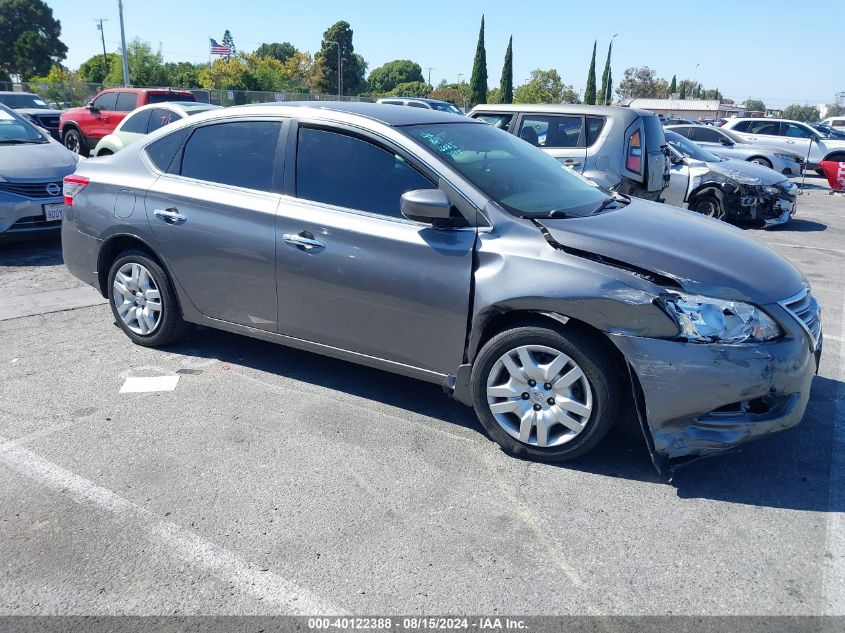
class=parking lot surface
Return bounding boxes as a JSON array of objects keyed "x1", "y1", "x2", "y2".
[{"x1": 1, "y1": 174, "x2": 843, "y2": 616}]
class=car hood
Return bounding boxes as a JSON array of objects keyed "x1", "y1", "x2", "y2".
[
  {"x1": 706, "y1": 158, "x2": 786, "y2": 186},
  {"x1": 537, "y1": 199, "x2": 804, "y2": 304},
  {"x1": 15, "y1": 108, "x2": 63, "y2": 117},
  {"x1": 0, "y1": 141, "x2": 78, "y2": 180}
]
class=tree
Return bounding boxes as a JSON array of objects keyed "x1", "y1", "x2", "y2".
[
  {"x1": 599, "y1": 40, "x2": 613, "y2": 105},
  {"x1": 280, "y1": 51, "x2": 321, "y2": 92},
  {"x1": 163, "y1": 61, "x2": 204, "y2": 89},
  {"x1": 668, "y1": 74, "x2": 676, "y2": 96},
  {"x1": 315, "y1": 21, "x2": 367, "y2": 95},
  {"x1": 514, "y1": 69, "x2": 578, "y2": 104},
  {"x1": 222, "y1": 29, "x2": 236, "y2": 59},
  {"x1": 616, "y1": 66, "x2": 668, "y2": 100},
  {"x1": 0, "y1": 0, "x2": 67, "y2": 81},
  {"x1": 744, "y1": 98, "x2": 766, "y2": 112},
  {"x1": 429, "y1": 83, "x2": 470, "y2": 110},
  {"x1": 469, "y1": 15, "x2": 488, "y2": 107},
  {"x1": 367, "y1": 59, "x2": 424, "y2": 94},
  {"x1": 677, "y1": 79, "x2": 700, "y2": 100},
  {"x1": 254, "y1": 42, "x2": 297, "y2": 64},
  {"x1": 499, "y1": 36, "x2": 513, "y2": 104},
  {"x1": 77, "y1": 52, "x2": 120, "y2": 83},
  {"x1": 583, "y1": 41, "x2": 597, "y2": 105},
  {"x1": 782, "y1": 104, "x2": 820, "y2": 122},
  {"x1": 105, "y1": 39, "x2": 167, "y2": 86},
  {"x1": 826, "y1": 104, "x2": 845, "y2": 117},
  {"x1": 386, "y1": 81, "x2": 432, "y2": 97}
]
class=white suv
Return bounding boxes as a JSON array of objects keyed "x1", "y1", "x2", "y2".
[{"x1": 722, "y1": 118, "x2": 845, "y2": 171}]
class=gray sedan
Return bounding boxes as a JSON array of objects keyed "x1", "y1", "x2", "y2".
[
  {"x1": 666, "y1": 124, "x2": 804, "y2": 174},
  {"x1": 61, "y1": 102, "x2": 820, "y2": 472}
]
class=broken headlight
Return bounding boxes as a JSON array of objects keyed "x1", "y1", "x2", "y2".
[{"x1": 665, "y1": 294, "x2": 782, "y2": 344}]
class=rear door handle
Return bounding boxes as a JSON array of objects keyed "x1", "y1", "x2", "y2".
[
  {"x1": 153, "y1": 207, "x2": 187, "y2": 225},
  {"x1": 282, "y1": 232, "x2": 326, "y2": 252}
]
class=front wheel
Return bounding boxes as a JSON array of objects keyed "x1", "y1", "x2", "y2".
[
  {"x1": 470, "y1": 325, "x2": 620, "y2": 463},
  {"x1": 748, "y1": 156, "x2": 772, "y2": 169},
  {"x1": 689, "y1": 191, "x2": 725, "y2": 220},
  {"x1": 63, "y1": 128, "x2": 89, "y2": 157},
  {"x1": 107, "y1": 251, "x2": 187, "y2": 347}
]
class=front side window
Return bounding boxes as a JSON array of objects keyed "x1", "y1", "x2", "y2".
[
  {"x1": 92, "y1": 92, "x2": 117, "y2": 111},
  {"x1": 404, "y1": 122, "x2": 608, "y2": 218},
  {"x1": 430, "y1": 102, "x2": 463, "y2": 115},
  {"x1": 296, "y1": 127, "x2": 433, "y2": 219},
  {"x1": 121, "y1": 109, "x2": 151, "y2": 134},
  {"x1": 115, "y1": 92, "x2": 138, "y2": 112},
  {"x1": 474, "y1": 113, "x2": 513, "y2": 129},
  {"x1": 695, "y1": 127, "x2": 723, "y2": 143},
  {"x1": 180, "y1": 121, "x2": 281, "y2": 192},
  {"x1": 518, "y1": 115, "x2": 583, "y2": 148},
  {"x1": 670, "y1": 126, "x2": 695, "y2": 140},
  {"x1": 406, "y1": 101, "x2": 429, "y2": 109}
]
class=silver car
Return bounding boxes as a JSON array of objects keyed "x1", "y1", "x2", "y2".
[
  {"x1": 61, "y1": 102, "x2": 820, "y2": 473},
  {"x1": 0, "y1": 104, "x2": 79, "y2": 240},
  {"x1": 666, "y1": 124, "x2": 803, "y2": 174}
]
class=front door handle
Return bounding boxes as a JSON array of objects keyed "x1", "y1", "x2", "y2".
[
  {"x1": 154, "y1": 207, "x2": 187, "y2": 225},
  {"x1": 282, "y1": 231, "x2": 325, "y2": 252},
  {"x1": 562, "y1": 159, "x2": 582, "y2": 167}
]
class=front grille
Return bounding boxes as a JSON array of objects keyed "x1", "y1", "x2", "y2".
[
  {"x1": 9, "y1": 215, "x2": 61, "y2": 231},
  {"x1": 780, "y1": 287, "x2": 821, "y2": 350},
  {"x1": 35, "y1": 115, "x2": 60, "y2": 129},
  {"x1": 0, "y1": 181, "x2": 63, "y2": 199}
]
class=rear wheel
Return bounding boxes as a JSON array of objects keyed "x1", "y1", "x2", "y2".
[
  {"x1": 107, "y1": 250, "x2": 187, "y2": 347},
  {"x1": 748, "y1": 156, "x2": 772, "y2": 169},
  {"x1": 471, "y1": 325, "x2": 620, "y2": 463},
  {"x1": 63, "y1": 128, "x2": 89, "y2": 157},
  {"x1": 689, "y1": 191, "x2": 725, "y2": 220},
  {"x1": 96, "y1": 148, "x2": 113, "y2": 157}
]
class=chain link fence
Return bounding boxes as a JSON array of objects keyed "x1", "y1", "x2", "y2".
[{"x1": 0, "y1": 82, "x2": 371, "y2": 109}]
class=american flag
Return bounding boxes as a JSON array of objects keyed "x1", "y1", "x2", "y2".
[{"x1": 210, "y1": 38, "x2": 232, "y2": 57}]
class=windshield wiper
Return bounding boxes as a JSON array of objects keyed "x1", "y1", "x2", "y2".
[
  {"x1": 0, "y1": 139, "x2": 45, "y2": 145},
  {"x1": 591, "y1": 196, "x2": 627, "y2": 215}
]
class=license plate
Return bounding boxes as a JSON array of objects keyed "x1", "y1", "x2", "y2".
[{"x1": 43, "y1": 202, "x2": 65, "y2": 222}]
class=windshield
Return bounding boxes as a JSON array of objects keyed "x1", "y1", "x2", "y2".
[
  {"x1": 429, "y1": 102, "x2": 463, "y2": 115},
  {"x1": 664, "y1": 130, "x2": 721, "y2": 163},
  {"x1": 0, "y1": 93, "x2": 50, "y2": 109},
  {"x1": 0, "y1": 106, "x2": 47, "y2": 144},
  {"x1": 147, "y1": 92, "x2": 196, "y2": 104},
  {"x1": 404, "y1": 122, "x2": 610, "y2": 218}
]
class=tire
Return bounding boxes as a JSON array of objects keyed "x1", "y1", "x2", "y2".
[
  {"x1": 470, "y1": 324, "x2": 620, "y2": 463},
  {"x1": 107, "y1": 250, "x2": 187, "y2": 347},
  {"x1": 96, "y1": 148, "x2": 113, "y2": 157},
  {"x1": 748, "y1": 156, "x2": 772, "y2": 169},
  {"x1": 63, "y1": 128, "x2": 89, "y2": 157},
  {"x1": 689, "y1": 191, "x2": 725, "y2": 220}
]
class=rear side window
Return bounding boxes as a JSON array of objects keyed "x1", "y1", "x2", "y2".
[
  {"x1": 92, "y1": 92, "x2": 117, "y2": 111},
  {"x1": 147, "y1": 108, "x2": 182, "y2": 133},
  {"x1": 473, "y1": 113, "x2": 513, "y2": 129},
  {"x1": 585, "y1": 116, "x2": 605, "y2": 146},
  {"x1": 406, "y1": 101, "x2": 429, "y2": 108},
  {"x1": 730, "y1": 121, "x2": 750, "y2": 132},
  {"x1": 518, "y1": 115, "x2": 583, "y2": 148},
  {"x1": 747, "y1": 121, "x2": 780, "y2": 135},
  {"x1": 145, "y1": 127, "x2": 190, "y2": 172},
  {"x1": 695, "y1": 127, "x2": 723, "y2": 142},
  {"x1": 179, "y1": 121, "x2": 281, "y2": 191},
  {"x1": 296, "y1": 127, "x2": 433, "y2": 219},
  {"x1": 115, "y1": 92, "x2": 138, "y2": 112},
  {"x1": 671, "y1": 126, "x2": 695, "y2": 140},
  {"x1": 121, "y1": 109, "x2": 151, "y2": 134},
  {"x1": 147, "y1": 92, "x2": 195, "y2": 104}
]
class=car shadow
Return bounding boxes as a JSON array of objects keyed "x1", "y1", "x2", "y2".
[
  {"x1": 0, "y1": 235, "x2": 63, "y2": 267},
  {"x1": 164, "y1": 326, "x2": 842, "y2": 514},
  {"x1": 767, "y1": 218, "x2": 828, "y2": 232}
]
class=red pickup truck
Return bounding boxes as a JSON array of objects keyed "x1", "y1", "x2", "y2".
[{"x1": 60, "y1": 87, "x2": 195, "y2": 156}]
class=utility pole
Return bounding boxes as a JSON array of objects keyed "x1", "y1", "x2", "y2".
[
  {"x1": 94, "y1": 19, "x2": 109, "y2": 79},
  {"x1": 325, "y1": 40, "x2": 340, "y2": 98},
  {"x1": 117, "y1": 0, "x2": 130, "y2": 86},
  {"x1": 458, "y1": 73, "x2": 464, "y2": 84},
  {"x1": 426, "y1": 67, "x2": 435, "y2": 85}
]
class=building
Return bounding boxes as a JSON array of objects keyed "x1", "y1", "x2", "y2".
[{"x1": 626, "y1": 98, "x2": 744, "y2": 121}]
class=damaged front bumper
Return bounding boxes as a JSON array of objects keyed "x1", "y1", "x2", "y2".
[{"x1": 609, "y1": 302, "x2": 820, "y2": 475}]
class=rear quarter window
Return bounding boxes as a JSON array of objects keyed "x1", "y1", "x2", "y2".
[{"x1": 145, "y1": 127, "x2": 190, "y2": 172}]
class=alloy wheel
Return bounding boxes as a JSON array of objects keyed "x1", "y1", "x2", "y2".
[
  {"x1": 485, "y1": 344, "x2": 594, "y2": 448},
  {"x1": 112, "y1": 262, "x2": 162, "y2": 335}
]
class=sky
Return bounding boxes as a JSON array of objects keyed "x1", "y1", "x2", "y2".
[{"x1": 47, "y1": 0, "x2": 843, "y2": 107}]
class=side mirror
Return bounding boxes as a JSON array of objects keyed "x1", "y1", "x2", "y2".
[
  {"x1": 719, "y1": 137, "x2": 733, "y2": 146},
  {"x1": 400, "y1": 189, "x2": 453, "y2": 224},
  {"x1": 86, "y1": 102, "x2": 97, "y2": 111}
]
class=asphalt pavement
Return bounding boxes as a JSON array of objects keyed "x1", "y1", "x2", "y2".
[{"x1": 0, "y1": 174, "x2": 842, "y2": 616}]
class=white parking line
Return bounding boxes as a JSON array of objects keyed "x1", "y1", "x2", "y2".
[
  {"x1": 0, "y1": 287, "x2": 107, "y2": 321},
  {"x1": 766, "y1": 242, "x2": 845, "y2": 256},
  {"x1": 824, "y1": 291, "x2": 845, "y2": 615},
  {"x1": 0, "y1": 436, "x2": 344, "y2": 615}
]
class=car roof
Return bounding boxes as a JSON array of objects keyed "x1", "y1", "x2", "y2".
[
  {"x1": 725, "y1": 117, "x2": 807, "y2": 125},
  {"x1": 380, "y1": 97, "x2": 452, "y2": 105},
  {"x1": 0, "y1": 91, "x2": 38, "y2": 96},
  {"x1": 195, "y1": 101, "x2": 475, "y2": 127},
  {"x1": 468, "y1": 103, "x2": 653, "y2": 119}
]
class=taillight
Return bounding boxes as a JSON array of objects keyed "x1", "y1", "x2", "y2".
[
  {"x1": 63, "y1": 174, "x2": 89, "y2": 206},
  {"x1": 627, "y1": 129, "x2": 642, "y2": 173}
]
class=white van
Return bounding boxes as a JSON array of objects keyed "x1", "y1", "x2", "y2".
[{"x1": 821, "y1": 117, "x2": 845, "y2": 129}]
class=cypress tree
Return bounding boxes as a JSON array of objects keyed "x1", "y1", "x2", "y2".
[
  {"x1": 469, "y1": 16, "x2": 488, "y2": 107},
  {"x1": 668, "y1": 74, "x2": 677, "y2": 96},
  {"x1": 680, "y1": 81, "x2": 686, "y2": 99},
  {"x1": 584, "y1": 41, "x2": 597, "y2": 105},
  {"x1": 599, "y1": 40, "x2": 613, "y2": 105},
  {"x1": 499, "y1": 35, "x2": 513, "y2": 104}
]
